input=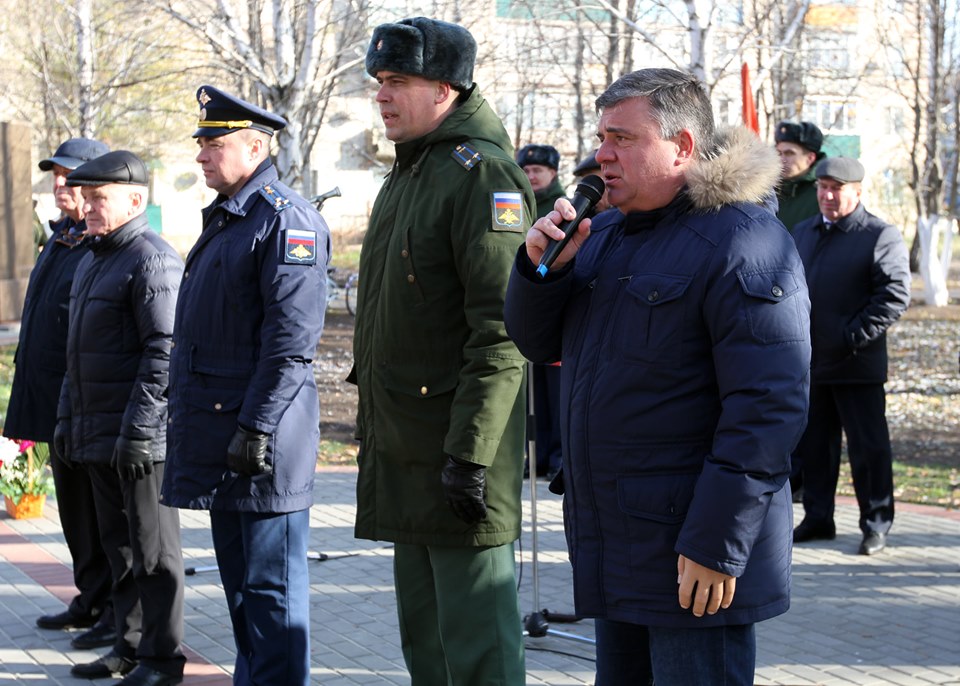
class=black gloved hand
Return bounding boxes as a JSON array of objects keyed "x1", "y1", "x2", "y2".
[
  {"x1": 111, "y1": 436, "x2": 154, "y2": 481},
  {"x1": 226, "y1": 426, "x2": 272, "y2": 476},
  {"x1": 441, "y1": 456, "x2": 487, "y2": 524},
  {"x1": 52, "y1": 420, "x2": 73, "y2": 469}
]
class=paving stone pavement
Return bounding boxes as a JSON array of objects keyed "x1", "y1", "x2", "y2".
[{"x1": 1, "y1": 468, "x2": 958, "y2": 685}]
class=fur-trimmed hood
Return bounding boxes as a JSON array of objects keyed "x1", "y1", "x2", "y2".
[{"x1": 686, "y1": 127, "x2": 781, "y2": 211}]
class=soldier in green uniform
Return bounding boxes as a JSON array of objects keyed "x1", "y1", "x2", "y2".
[
  {"x1": 517, "y1": 143, "x2": 564, "y2": 219},
  {"x1": 775, "y1": 120, "x2": 826, "y2": 233},
  {"x1": 352, "y1": 16, "x2": 534, "y2": 685}
]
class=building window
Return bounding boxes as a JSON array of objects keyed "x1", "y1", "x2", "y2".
[{"x1": 801, "y1": 98, "x2": 858, "y2": 133}]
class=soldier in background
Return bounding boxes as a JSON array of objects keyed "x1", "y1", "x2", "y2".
[{"x1": 774, "y1": 120, "x2": 826, "y2": 233}]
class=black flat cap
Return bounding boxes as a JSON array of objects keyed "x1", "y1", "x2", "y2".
[
  {"x1": 774, "y1": 121, "x2": 824, "y2": 153},
  {"x1": 366, "y1": 17, "x2": 477, "y2": 91},
  {"x1": 573, "y1": 150, "x2": 599, "y2": 177},
  {"x1": 192, "y1": 85, "x2": 288, "y2": 138},
  {"x1": 517, "y1": 144, "x2": 560, "y2": 170},
  {"x1": 815, "y1": 156, "x2": 865, "y2": 183},
  {"x1": 39, "y1": 138, "x2": 109, "y2": 171},
  {"x1": 66, "y1": 150, "x2": 149, "y2": 186}
]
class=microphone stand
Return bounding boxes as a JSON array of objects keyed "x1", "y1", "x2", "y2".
[{"x1": 522, "y1": 361, "x2": 594, "y2": 646}]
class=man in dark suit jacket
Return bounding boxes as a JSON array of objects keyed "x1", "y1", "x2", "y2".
[{"x1": 791, "y1": 157, "x2": 911, "y2": 556}]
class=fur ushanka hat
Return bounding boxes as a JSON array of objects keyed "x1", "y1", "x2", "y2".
[{"x1": 366, "y1": 17, "x2": 477, "y2": 91}]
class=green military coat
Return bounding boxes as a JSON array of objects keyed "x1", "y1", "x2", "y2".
[
  {"x1": 353, "y1": 86, "x2": 535, "y2": 547},
  {"x1": 534, "y1": 176, "x2": 566, "y2": 221}
]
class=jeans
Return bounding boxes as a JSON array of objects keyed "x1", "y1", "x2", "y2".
[{"x1": 595, "y1": 618, "x2": 756, "y2": 686}]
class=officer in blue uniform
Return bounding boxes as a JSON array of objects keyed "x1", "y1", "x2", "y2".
[{"x1": 160, "y1": 86, "x2": 329, "y2": 686}]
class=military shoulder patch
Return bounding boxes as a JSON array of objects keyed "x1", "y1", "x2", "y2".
[
  {"x1": 490, "y1": 191, "x2": 524, "y2": 232},
  {"x1": 451, "y1": 144, "x2": 482, "y2": 171},
  {"x1": 284, "y1": 229, "x2": 317, "y2": 265},
  {"x1": 259, "y1": 184, "x2": 291, "y2": 212}
]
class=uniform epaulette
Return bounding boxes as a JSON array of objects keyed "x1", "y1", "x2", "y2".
[
  {"x1": 451, "y1": 144, "x2": 482, "y2": 171},
  {"x1": 259, "y1": 184, "x2": 291, "y2": 212}
]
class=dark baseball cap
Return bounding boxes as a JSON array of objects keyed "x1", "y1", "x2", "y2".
[
  {"x1": 66, "y1": 150, "x2": 149, "y2": 186},
  {"x1": 815, "y1": 157, "x2": 865, "y2": 184},
  {"x1": 38, "y1": 137, "x2": 110, "y2": 172}
]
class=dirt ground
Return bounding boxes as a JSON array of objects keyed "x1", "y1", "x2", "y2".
[{"x1": 316, "y1": 296, "x2": 960, "y2": 481}]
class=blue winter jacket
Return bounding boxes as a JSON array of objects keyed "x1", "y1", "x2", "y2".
[
  {"x1": 504, "y1": 128, "x2": 812, "y2": 627},
  {"x1": 161, "y1": 161, "x2": 329, "y2": 513}
]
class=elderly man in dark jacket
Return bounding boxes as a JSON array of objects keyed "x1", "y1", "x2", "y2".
[
  {"x1": 161, "y1": 86, "x2": 328, "y2": 686},
  {"x1": 505, "y1": 69, "x2": 811, "y2": 685},
  {"x1": 55, "y1": 151, "x2": 185, "y2": 686},
  {"x1": 5, "y1": 137, "x2": 116, "y2": 649},
  {"x1": 791, "y1": 157, "x2": 911, "y2": 556}
]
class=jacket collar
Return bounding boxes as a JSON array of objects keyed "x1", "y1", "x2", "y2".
[
  {"x1": 824, "y1": 202, "x2": 866, "y2": 232},
  {"x1": 211, "y1": 159, "x2": 277, "y2": 218},
  {"x1": 685, "y1": 127, "x2": 782, "y2": 211},
  {"x1": 390, "y1": 86, "x2": 511, "y2": 171},
  {"x1": 88, "y1": 213, "x2": 149, "y2": 254}
]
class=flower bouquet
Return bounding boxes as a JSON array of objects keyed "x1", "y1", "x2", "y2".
[{"x1": 0, "y1": 435, "x2": 54, "y2": 518}]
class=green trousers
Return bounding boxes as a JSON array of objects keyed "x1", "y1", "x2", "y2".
[{"x1": 393, "y1": 542, "x2": 525, "y2": 685}]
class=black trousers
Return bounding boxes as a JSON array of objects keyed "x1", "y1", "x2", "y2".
[
  {"x1": 50, "y1": 456, "x2": 112, "y2": 620},
  {"x1": 795, "y1": 383, "x2": 895, "y2": 534},
  {"x1": 88, "y1": 463, "x2": 185, "y2": 675}
]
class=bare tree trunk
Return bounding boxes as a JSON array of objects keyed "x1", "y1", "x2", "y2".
[{"x1": 75, "y1": 0, "x2": 94, "y2": 137}]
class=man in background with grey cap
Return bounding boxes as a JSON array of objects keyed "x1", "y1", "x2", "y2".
[
  {"x1": 6, "y1": 137, "x2": 117, "y2": 650},
  {"x1": 775, "y1": 120, "x2": 826, "y2": 232},
  {"x1": 58, "y1": 150, "x2": 185, "y2": 685},
  {"x1": 353, "y1": 16, "x2": 533, "y2": 685},
  {"x1": 791, "y1": 157, "x2": 910, "y2": 556}
]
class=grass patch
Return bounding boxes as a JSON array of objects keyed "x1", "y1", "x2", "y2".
[
  {"x1": 317, "y1": 438, "x2": 358, "y2": 467},
  {"x1": 838, "y1": 460, "x2": 960, "y2": 508}
]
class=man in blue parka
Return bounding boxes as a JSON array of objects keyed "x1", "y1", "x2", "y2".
[
  {"x1": 161, "y1": 86, "x2": 329, "y2": 685},
  {"x1": 504, "y1": 69, "x2": 812, "y2": 685}
]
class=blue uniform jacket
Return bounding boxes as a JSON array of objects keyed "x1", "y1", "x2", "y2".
[
  {"x1": 504, "y1": 129, "x2": 812, "y2": 627},
  {"x1": 161, "y1": 161, "x2": 329, "y2": 513}
]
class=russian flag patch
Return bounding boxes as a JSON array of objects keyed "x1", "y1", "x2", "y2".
[
  {"x1": 284, "y1": 229, "x2": 317, "y2": 265},
  {"x1": 491, "y1": 191, "x2": 524, "y2": 232}
]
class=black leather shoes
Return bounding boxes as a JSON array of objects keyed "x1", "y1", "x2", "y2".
[
  {"x1": 858, "y1": 531, "x2": 887, "y2": 555},
  {"x1": 36, "y1": 609, "x2": 97, "y2": 630},
  {"x1": 793, "y1": 518, "x2": 836, "y2": 543},
  {"x1": 70, "y1": 650, "x2": 137, "y2": 679},
  {"x1": 71, "y1": 621, "x2": 118, "y2": 649},
  {"x1": 115, "y1": 665, "x2": 183, "y2": 686}
]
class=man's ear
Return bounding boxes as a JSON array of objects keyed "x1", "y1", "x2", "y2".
[
  {"x1": 435, "y1": 81, "x2": 453, "y2": 105},
  {"x1": 676, "y1": 129, "x2": 695, "y2": 164}
]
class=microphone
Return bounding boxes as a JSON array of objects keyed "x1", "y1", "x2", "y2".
[{"x1": 536, "y1": 174, "x2": 605, "y2": 278}]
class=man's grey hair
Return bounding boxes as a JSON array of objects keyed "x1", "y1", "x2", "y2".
[{"x1": 596, "y1": 68, "x2": 716, "y2": 161}]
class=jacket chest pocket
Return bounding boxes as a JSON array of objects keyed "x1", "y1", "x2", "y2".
[{"x1": 613, "y1": 273, "x2": 690, "y2": 364}]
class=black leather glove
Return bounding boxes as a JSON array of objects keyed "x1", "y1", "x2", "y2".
[
  {"x1": 111, "y1": 436, "x2": 154, "y2": 481},
  {"x1": 52, "y1": 420, "x2": 73, "y2": 469},
  {"x1": 226, "y1": 426, "x2": 272, "y2": 476},
  {"x1": 441, "y1": 456, "x2": 487, "y2": 524}
]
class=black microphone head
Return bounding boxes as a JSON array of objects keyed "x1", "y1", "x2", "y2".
[{"x1": 575, "y1": 174, "x2": 605, "y2": 204}]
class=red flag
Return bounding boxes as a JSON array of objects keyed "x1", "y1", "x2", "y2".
[{"x1": 741, "y1": 63, "x2": 759, "y2": 134}]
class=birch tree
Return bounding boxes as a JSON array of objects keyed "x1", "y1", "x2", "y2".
[{"x1": 151, "y1": 0, "x2": 372, "y2": 194}]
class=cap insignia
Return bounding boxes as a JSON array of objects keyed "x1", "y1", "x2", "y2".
[
  {"x1": 376, "y1": 39, "x2": 383, "y2": 51},
  {"x1": 198, "y1": 89, "x2": 212, "y2": 106},
  {"x1": 199, "y1": 108, "x2": 207, "y2": 121}
]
